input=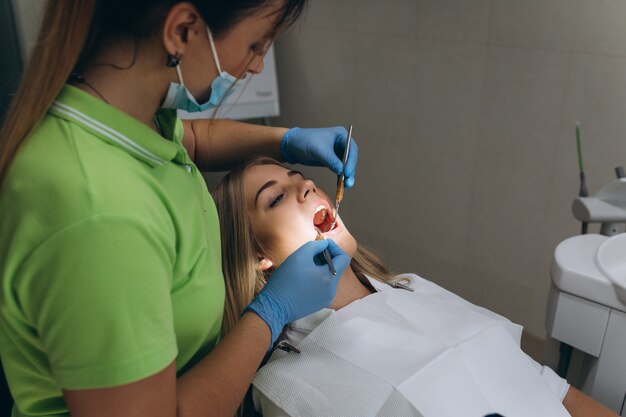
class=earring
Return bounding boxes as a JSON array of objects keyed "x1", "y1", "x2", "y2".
[{"x1": 167, "y1": 52, "x2": 181, "y2": 67}]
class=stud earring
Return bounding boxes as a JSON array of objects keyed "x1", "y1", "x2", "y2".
[{"x1": 167, "y1": 52, "x2": 181, "y2": 67}]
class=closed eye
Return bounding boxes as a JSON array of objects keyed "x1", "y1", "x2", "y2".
[{"x1": 269, "y1": 193, "x2": 284, "y2": 208}]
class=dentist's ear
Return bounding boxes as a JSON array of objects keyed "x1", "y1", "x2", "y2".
[{"x1": 256, "y1": 258, "x2": 274, "y2": 272}]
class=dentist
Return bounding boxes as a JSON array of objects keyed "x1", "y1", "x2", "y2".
[{"x1": 0, "y1": 1, "x2": 356, "y2": 416}]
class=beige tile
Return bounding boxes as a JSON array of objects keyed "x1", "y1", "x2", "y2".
[
  {"x1": 417, "y1": 256, "x2": 485, "y2": 307},
  {"x1": 416, "y1": 0, "x2": 491, "y2": 43},
  {"x1": 347, "y1": 222, "x2": 420, "y2": 275},
  {"x1": 576, "y1": 0, "x2": 626, "y2": 57},
  {"x1": 13, "y1": 0, "x2": 44, "y2": 59},
  {"x1": 346, "y1": 226, "x2": 485, "y2": 307},
  {"x1": 349, "y1": 33, "x2": 421, "y2": 247},
  {"x1": 466, "y1": 46, "x2": 570, "y2": 288},
  {"x1": 556, "y1": 53, "x2": 626, "y2": 192},
  {"x1": 300, "y1": 0, "x2": 356, "y2": 32},
  {"x1": 274, "y1": 29, "x2": 355, "y2": 128},
  {"x1": 403, "y1": 40, "x2": 487, "y2": 261},
  {"x1": 489, "y1": 0, "x2": 579, "y2": 51},
  {"x1": 346, "y1": 36, "x2": 490, "y2": 313},
  {"x1": 542, "y1": 336, "x2": 563, "y2": 370},
  {"x1": 526, "y1": 273, "x2": 553, "y2": 339},
  {"x1": 521, "y1": 330, "x2": 546, "y2": 363},
  {"x1": 354, "y1": 0, "x2": 419, "y2": 37},
  {"x1": 478, "y1": 273, "x2": 535, "y2": 327}
]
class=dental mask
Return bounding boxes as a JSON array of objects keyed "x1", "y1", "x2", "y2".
[{"x1": 161, "y1": 26, "x2": 246, "y2": 112}]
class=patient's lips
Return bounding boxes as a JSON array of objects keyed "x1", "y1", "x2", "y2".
[{"x1": 313, "y1": 203, "x2": 338, "y2": 233}]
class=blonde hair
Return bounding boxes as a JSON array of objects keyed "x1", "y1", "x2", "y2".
[
  {"x1": 212, "y1": 157, "x2": 397, "y2": 336},
  {"x1": 0, "y1": 0, "x2": 95, "y2": 185}
]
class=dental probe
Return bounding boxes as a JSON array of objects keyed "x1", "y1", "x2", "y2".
[
  {"x1": 330, "y1": 125, "x2": 352, "y2": 230},
  {"x1": 315, "y1": 230, "x2": 337, "y2": 275}
]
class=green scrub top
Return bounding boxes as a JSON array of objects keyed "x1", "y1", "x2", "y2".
[{"x1": 0, "y1": 85, "x2": 225, "y2": 417}]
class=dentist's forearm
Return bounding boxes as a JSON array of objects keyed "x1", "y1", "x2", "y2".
[
  {"x1": 183, "y1": 119, "x2": 288, "y2": 171},
  {"x1": 176, "y1": 312, "x2": 271, "y2": 417}
]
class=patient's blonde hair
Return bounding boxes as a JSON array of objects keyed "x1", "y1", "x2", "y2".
[{"x1": 212, "y1": 157, "x2": 397, "y2": 336}]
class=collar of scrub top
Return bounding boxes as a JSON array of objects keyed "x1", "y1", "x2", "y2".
[{"x1": 49, "y1": 84, "x2": 188, "y2": 168}]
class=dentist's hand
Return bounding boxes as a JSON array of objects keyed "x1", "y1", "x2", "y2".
[
  {"x1": 280, "y1": 127, "x2": 359, "y2": 188},
  {"x1": 244, "y1": 239, "x2": 350, "y2": 346}
]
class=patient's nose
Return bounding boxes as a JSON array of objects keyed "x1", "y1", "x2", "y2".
[{"x1": 298, "y1": 179, "x2": 317, "y2": 202}]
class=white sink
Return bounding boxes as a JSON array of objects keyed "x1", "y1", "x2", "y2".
[{"x1": 596, "y1": 233, "x2": 626, "y2": 304}]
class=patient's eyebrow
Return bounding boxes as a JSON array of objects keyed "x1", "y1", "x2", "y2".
[
  {"x1": 255, "y1": 180, "x2": 277, "y2": 207},
  {"x1": 254, "y1": 170, "x2": 306, "y2": 207}
]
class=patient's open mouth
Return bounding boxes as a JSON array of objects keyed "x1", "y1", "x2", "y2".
[{"x1": 313, "y1": 204, "x2": 338, "y2": 233}]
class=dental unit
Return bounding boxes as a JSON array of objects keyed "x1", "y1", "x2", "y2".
[{"x1": 545, "y1": 124, "x2": 626, "y2": 415}]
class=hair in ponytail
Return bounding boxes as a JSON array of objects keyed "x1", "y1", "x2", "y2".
[{"x1": 0, "y1": 0, "x2": 95, "y2": 185}]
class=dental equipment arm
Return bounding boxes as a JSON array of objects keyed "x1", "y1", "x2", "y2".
[{"x1": 572, "y1": 177, "x2": 626, "y2": 236}]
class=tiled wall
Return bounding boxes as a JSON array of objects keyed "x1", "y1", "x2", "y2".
[{"x1": 273, "y1": 0, "x2": 626, "y2": 338}]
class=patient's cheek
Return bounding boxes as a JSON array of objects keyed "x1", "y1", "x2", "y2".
[{"x1": 265, "y1": 235, "x2": 304, "y2": 266}]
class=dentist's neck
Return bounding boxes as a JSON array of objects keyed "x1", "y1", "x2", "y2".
[{"x1": 328, "y1": 265, "x2": 374, "y2": 310}]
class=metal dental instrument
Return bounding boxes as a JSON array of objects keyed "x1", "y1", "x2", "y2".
[
  {"x1": 315, "y1": 229, "x2": 337, "y2": 275},
  {"x1": 330, "y1": 125, "x2": 352, "y2": 231}
]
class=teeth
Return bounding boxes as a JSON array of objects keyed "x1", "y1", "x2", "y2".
[{"x1": 314, "y1": 205, "x2": 327, "y2": 214}]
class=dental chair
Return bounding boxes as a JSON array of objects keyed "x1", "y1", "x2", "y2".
[{"x1": 546, "y1": 172, "x2": 626, "y2": 415}]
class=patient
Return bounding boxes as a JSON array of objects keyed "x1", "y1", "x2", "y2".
[{"x1": 212, "y1": 157, "x2": 617, "y2": 417}]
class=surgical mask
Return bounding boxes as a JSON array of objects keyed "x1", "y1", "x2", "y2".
[{"x1": 161, "y1": 26, "x2": 246, "y2": 112}]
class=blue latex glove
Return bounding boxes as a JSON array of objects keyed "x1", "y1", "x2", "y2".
[
  {"x1": 244, "y1": 239, "x2": 350, "y2": 346},
  {"x1": 280, "y1": 126, "x2": 359, "y2": 189}
]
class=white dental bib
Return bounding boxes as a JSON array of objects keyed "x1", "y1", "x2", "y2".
[{"x1": 253, "y1": 274, "x2": 570, "y2": 417}]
